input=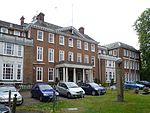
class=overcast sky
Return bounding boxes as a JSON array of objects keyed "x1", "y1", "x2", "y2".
[{"x1": 0, "y1": 0, "x2": 150, "y2": 49}]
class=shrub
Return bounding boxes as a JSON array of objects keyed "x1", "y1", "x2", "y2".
[
  {"x1": 143, "y1": 87, "x2": 149, "y2": 93},
  {"x1": 134, "y1": 88, "x2": 139, "y2": 94}
]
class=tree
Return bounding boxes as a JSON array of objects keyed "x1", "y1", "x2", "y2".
[{"x1": 134, "y1": 8, "x2": 150, "y2": 81}]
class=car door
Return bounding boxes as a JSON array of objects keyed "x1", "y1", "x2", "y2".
[
  {"x1": 60, "y1": 83, "x2": 68, "y2": 96},
  {"x1": 33, "y1": 86, "x2": 40, "y2": 98},
  {"x1": 81, "y1": 84, "x2": 89, "y2": 94}
]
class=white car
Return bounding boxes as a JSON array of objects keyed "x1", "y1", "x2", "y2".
[
  {"x1": 0, "y1": 85, "x2": 23, "y2": 105},
  {"x1": 56, "y1": 82, "x2": 85, "y2": 98}
]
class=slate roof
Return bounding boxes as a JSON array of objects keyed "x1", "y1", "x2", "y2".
[
  {"x1": 105, "y1": 42, "x2": 139, "y2": 52},
  {"x1": 0, "y1": 20, "x2": 23, "y2": 30},
  {"x1": 33, "y1": 20, "x2": 62, "y2": 30},
  {"x1": 32, "y1": 20, "x2": 98, "y2": 43}
]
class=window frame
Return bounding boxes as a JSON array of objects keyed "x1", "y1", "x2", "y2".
[
  {"x1": 14, "y1": 30, "x2": 20, "y2": 36},
  {"x1": 91, "y1": 44, "x2": 95, "y2": 52},
  {"x1": 77, "y1": 53, "x2": 82, "y2": 63},
  {"x1": 17, "y1": 64, "x2": 22, "y2": 80},
  {"x1": 37, "y1": 30, "x2": 43, "y2": 41},
  {"x1": 68, "y1": 38, "x2": 73, "y2": 47},
  {"x1": 4, "y1": 43, "x2": 14, "y2": 56},
  {"x1": 59, "y1": 50, "x2": 64, "y2": 61},
  {"x1": 84, "y1": 55, "x2": 89, "y2": 63},
  {"x1": 37, "y1": 46, "x2": 43, "y2": 61},
  {"x1": 48, "y1": 48, "x2": 54, "y2": 62},
  {"x1": 36, "y1": 67, "x2": 43, "y2": 82},
  {"x1": 59, "y1": 35, "x2": 65, "y2": 45},
  {"x1": 17, "y1": 45, "x2": 22, "y2": 57},
  {"x1": 2, "y1": 63, "x2": 13, "y2": 80},
  {"x1": 84, "y1": 42, "x2": 88, "y2": 51},
  {"x1": 68, "y1": 51, "x2": 74, "y2": 61},
  {"x1": 77, "y1": 40, "x2": 82, "y2": 49},
  {"x1": 48, "y1": 68, "x2": 54, "y2": 81},
  {"x1": 48, "y1": 33, "x2": 54, "y2": 43},
  {"x1": 91, "y1": 56, "x2": 95, "y2": 67}
]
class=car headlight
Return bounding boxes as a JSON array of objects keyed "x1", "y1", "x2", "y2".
[
  {"x1": 94, "y1": 87, "x2": 99, "y2": 90},
  {"x1": 17, "y1": 96, "x2": 22, "y2": 100}
]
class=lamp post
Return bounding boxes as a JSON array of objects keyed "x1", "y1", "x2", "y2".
[{"x1": 116, "y1": 58, "x2": 124, "y2": 102}]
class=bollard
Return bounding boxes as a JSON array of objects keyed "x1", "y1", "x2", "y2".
[
  {"x1": 8, "y1": 90, "x2": 11, "y2": 109},
  {"x1": 12, "y1": 94, "x2": 17, "y2": 113},
  {"x1": 52, "y1": 91, "x2": 56, "y2": 112}
]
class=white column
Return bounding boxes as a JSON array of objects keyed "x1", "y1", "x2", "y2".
[
  {"x1": 56, "y1": 68, "x2": 59, "y2": 78},
  {"x1": 89, "y1": 70, "x2": 91, "y2": 82},
  {"x1": 63, "y1": 67, "x2": 65, "y2": 82},
  {"x1": 83, "y1": 69, "x2": 85, "y2": 82},
  {"x1": 66, "y1": 67, "x2": 68, "y2": 82},
  {"x1": 73, "y1": 68, "x2": 76, "y2": 83},
  {"x1": 91, "y1": 69, "x2": 93, "y2": 82}
]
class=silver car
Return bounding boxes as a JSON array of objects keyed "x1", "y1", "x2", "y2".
[
  {"x1": 0, "y1": 85, "x2": 23, "y2": 105},
  {"x1": 56, "y1": 82, "x2": 85, "y2": 98}
]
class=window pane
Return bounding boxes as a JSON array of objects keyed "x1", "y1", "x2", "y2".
[{"x1": 3, "y1": 63, "x2": 13, "y2": 80}]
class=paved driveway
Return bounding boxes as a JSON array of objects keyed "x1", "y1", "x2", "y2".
[{"x1": 20, "y1": 91, "x2": 42, "y2": 105}]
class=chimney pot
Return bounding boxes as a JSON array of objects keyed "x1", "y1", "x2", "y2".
[
  {"x1": 36, "y1": 12, "x2": 45, "y2": 22},
  {"x1": 20, "y1": 16, "x2": 25, "y2": 25},
  {"x1": 79, "y1": 27, "x2": 84, "y2": 34}
]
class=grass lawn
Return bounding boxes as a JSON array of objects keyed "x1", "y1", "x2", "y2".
[{"x1": 16, "y1": 90, "x2": 150, "y2": 113}]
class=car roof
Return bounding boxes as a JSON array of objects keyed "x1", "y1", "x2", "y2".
[
  {"x1": 34, "y1": 83, "x2": 50, "y2": 85},
  {"x1": 0, "y1": 85, "x2": 15, "y2": 87}
]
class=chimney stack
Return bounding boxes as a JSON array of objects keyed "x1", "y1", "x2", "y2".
[
  {"x1": 36, "y1": 12, "x2": 45, "y2": 22},
  {"x1": 20, "y1": 16, "x2": 25, "y2": 25},
  {"x1": 79, "y1": 27, "x2": 84, "y2": 34}
]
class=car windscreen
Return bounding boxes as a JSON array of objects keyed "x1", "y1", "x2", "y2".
[
  {"x1": 39, "y1": 85, "x2": 53, "y2": 90},
  {"x1": 0, "y1": 86, "x2": 16, "y2": 92},
  {"x1": 89, "y1": 83, "x2": 99, "y2": 88},
  {"x1": 66, "y1": 83, "x2": 78, "y2": 88}
]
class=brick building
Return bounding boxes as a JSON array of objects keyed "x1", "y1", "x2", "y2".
[
  {"x1": 98, "y1": 45, "x2": 118, "y2": 83},
  {"x1": 25, "y1": 12, "x2": 99, "y2": 84},
  {"x1": 98, "y1": 42, "x2": 140, "y2": 84}
]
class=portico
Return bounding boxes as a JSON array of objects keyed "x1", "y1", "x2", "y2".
[{"x1": 55, "y1": 63, "x2": 93, "y2": 83}]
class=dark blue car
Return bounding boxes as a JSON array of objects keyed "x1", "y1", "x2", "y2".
[
  {"x1": 124, "y1": 81, "x2": 145, "y2": 90},
  {"x1": 31, "y1": 83, "x2": 58, "y2": 102},
  {"x1": 78, "y1": 82, "x2": 106, "y2": 96}
]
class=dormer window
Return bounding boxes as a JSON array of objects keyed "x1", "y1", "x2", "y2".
[
  {"x1": 22, "y1": 32, "x2": 26, "y2": 37},
  {"x1": 14, "y1": 30, "x2": 20, "y2": 36},
  {"x1": 68, "y1": 38, "x2": 73, "y2": 47},
  {"x1": 1, "y1": 27, "x2": 8, "y2": 33}
]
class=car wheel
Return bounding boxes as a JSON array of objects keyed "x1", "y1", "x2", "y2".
[
  {"x1": 39, "y1": 96, "x2": 43, "y2": 102},
  {"x1": 31, "y1": 93, "x2": 34, "y2": 98},
  {"x1": 92, "y1": 91, "x2": 96, "y2": 96},
  {"x1": 67, "y1": 93, "x2": 71, "y2": 99},
  {"x1": 20, "y1": 98, "x2": 24, "y2": 105}
]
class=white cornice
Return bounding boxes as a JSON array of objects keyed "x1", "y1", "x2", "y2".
[{"x1": 29, "y1": 24, "x2": 98, "y2": 44}]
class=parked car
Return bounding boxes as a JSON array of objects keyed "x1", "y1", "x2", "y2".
[
  {"x1": 0, "y1": 85, "x2": 23, "y2": 105},
  {"x1": 78, "y1": 82, "x2": 106, "y2": 96},
  {"x1": 136, "y1": 81, "x2": 150, "y2": 88},
  {"x1": 31, "y1": 83, "x2": 58, "y2": 102},
  {"x1": 56, "y1": 82, "x2": 85, "y2": 98},
  {"x1": 0, "y1": 103, "x2": 11, "y2": 113},
  {"x1": 124, "y1": 81, "x2": 145, "y2": 90}
]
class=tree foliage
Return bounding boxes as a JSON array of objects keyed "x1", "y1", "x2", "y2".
[{"x1": 134, "y1": 8, "x2": 150, "y2": 81}]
